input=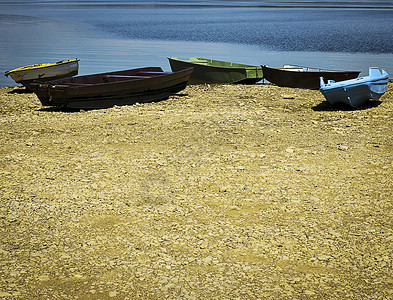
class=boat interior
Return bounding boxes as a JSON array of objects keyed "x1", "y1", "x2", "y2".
[
  {"x1": 281, "y1": 65, "x2": 333, "y2": 72},
  {"x1": 51, "y1": 68, "x2": 172, "y2": 86},
  {"x1": 186, "y1": 57, "x2": 258, "y2": 68}
]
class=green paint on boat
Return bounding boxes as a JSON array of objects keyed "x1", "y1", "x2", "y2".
[{"x1": 168, "y1": 57, "x2": 263, "y2": 84}]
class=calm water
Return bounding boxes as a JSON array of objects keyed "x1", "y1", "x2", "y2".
[{"x1": 1, "y1": 0, "x2": 393, "y2": 87}]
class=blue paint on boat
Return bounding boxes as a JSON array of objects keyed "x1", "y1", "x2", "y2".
[{"x1": 319, "y1": 67, "x2": 389, "y2": 108}]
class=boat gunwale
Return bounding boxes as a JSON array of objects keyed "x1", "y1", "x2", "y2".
[
  {"x1": 263, "y1": 64, "x2": 360, "y2": 73},
  {"x1": 168, "y1": 57, "x2": 262, "y2": 71},
  {"x1": 30, "y1": 67, "x2": 194, "y2": 94},
  {"x1": 50, "y1": 74, "x2": 175, "y2": 89},
  {"x1": 51, "y1": 74, "x2": 165, "y2": 88},
  {"x1": 320, "y1": 75, "x2": 389, "y2": 90},
  {"x1": 40, "y1": 67, "x2": 178, "y2": 88},
  {"x1": 320, "y1": 68, "x2": 389, "y2": 90}
]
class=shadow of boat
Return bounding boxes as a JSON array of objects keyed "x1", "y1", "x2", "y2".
[
  {"x1": 312, "y1": 100, "x2": 382, "y2": 112},
  {"x1": 37, "y1": 92, "x2": 190, "y2": 112}
]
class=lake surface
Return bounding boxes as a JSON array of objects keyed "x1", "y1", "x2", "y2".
[{"x1": 1, "y1": 0, "x2": 393, "y2": 87}]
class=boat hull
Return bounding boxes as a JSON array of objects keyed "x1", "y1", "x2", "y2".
[
  {"x1": 262, "y1": 65, "x2": 360, "y2": 90},
  {"x1": 320, "y1": 67, "x2": 389, "y2": 108},
  {"x1": 168, "y1": 57, "x2": 263, "y2": 84},
  {"x1": 29, "y1": 67, "x2": 193, "y2": 109},
  {"x1": 4, "y1": 59, "x2": 80, "y2": 87}
]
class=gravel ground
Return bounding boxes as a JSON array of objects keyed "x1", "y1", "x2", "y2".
[{"x1": 0, "y1": 83, "x2": 392, "y2": 299}]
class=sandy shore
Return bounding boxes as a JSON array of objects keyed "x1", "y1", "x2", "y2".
[{"x1": 1, "y1": 83, "x2": 392, "y2": 299}]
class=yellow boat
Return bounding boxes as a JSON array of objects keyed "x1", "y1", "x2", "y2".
[{"x1": 4, "y1": 59, "x2": 80, "y2": 87}]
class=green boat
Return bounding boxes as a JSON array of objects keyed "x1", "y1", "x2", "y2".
[{"x1": 168, "y1": 57, "x2": 263, "y2": 84}]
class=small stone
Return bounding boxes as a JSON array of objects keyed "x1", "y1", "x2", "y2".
[
  {"x1": 286, "y1": 147, "x2": 294, "y2": 153},
  {"x1": 318, "y1": 255, "x2": 330, "y2": 262},
  {"x1": 38, "y1": 275, "x2": 50, "y2": 281},
  {"x1": 202, "y1": 256, "x2": 213, "y2": 264},
  {"x1": 199, "y1": 242, "x2": 208, "y2": 249},
  {"x1": 304, "y1": 290, "x2": 316, "y2": 296},
  {"x1": 109, "y1": 291, "x2": 118, "y2": 297}
]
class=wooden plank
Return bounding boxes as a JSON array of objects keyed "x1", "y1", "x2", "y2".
[
  {"x1": 135, "y1": 72, "x2": 170, "y2": 76},
  {"x1": 55, "y1": 82, "x2": 93, "y2": 86},
  {"x1": 104, "y1": 75, "x2": 149, "y2": 79}
]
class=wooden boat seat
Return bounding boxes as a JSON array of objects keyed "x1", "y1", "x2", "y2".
[
  {"x1": 189, "y1": 58, "x2": 209, "y2": 65},
  {"x1": 55, "y1": 82, "x2": 94, "y2": 86},
  {"x1": 103, "y1": 75, "x2": 150, "y2": 79},
  {"x1": 53, "y1": 75, "x2": 154, "y2": 86},
  {"x1": 136, "y1": 71, "x2": 171, "y2": 76}
]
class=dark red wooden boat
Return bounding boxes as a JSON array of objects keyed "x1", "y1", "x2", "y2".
[
  {"x1": 261, "y1": 65, "x2": 360, "y2": 90},
  {"x1": 29, "y1": 67, "x2": 193, "y2": 109}
]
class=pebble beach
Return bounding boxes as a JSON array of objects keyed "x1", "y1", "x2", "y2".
[{"x1": 1, "y1": 83, "x2": 392, "y2": 299}]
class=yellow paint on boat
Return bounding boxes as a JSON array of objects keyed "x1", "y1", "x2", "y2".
[{"x1": 5, "y1": 59, "x2": 79, "y2": 75}]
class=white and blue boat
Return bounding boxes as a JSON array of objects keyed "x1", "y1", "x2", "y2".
[{"x1": 319, "y1": 67, "x2": 389, "y2": 108}]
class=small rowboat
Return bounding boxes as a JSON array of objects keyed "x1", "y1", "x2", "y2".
[
  {"x1": 168, "y1": 57, "x2": 263, "y2": 84},
  {"x1": 4, "y1": 59, "x2": 80, "y2": 87},
  {"x1": 28, "y1": 67, "x2": 193, "y2": 109},
  {"x1": 320, "y1": 67, "x2": 389, "y2": 108},
  {"x1": 261, "y1": 65, "x2": 360, "y2": 90}
]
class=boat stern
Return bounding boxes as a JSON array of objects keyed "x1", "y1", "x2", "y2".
[
  {"x1": 366, "y1": 67, "x2": 389, "y2": 100},
  {"x1": 29, "y1": 82, "x2": 69, "y2": 107}
]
